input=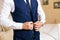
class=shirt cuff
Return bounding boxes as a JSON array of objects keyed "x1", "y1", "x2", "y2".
[
  {"x1": 40, "y1": 20, "x2": 46, "y2": 24},
  {"x1": 13, "y1": 23, "x2": 23, "y2": 29}
]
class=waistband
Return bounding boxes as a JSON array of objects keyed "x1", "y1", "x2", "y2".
[{"x1": 14, "y1": 29, "x2": 34, "y2": 31}]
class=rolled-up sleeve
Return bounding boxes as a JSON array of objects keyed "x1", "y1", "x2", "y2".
[{"x1": 0, "y1": 0, "x2": 23, "y2": 29}]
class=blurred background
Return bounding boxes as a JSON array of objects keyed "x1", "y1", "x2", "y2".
[
  {"x1": 40, "y1": 0, "x2": 60, "y2": 40},
  {"x1": 0, "y1": 0, "x2": 60, "y2": 40}
]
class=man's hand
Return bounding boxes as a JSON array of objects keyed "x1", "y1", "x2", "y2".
[
  {"x1": 34, "y1": 21, "x2": 44, "y2": 31},
  {"x1": 22, "y1": 22, "x2": 33, "y2": 30}
]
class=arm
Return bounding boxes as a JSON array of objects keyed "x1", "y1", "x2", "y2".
[
  {"x1": 0, "y1": 0, "x2": 23, "y2": 29},
  {"x1": 0, "y1": 0, "x2": 33, "y2": 30},
  {"x1": 33, "y1": 0, "x2": 46, "y2": 31},
  {"x1": 37, "y1": 0, "x2": 46, "y2": 24}
]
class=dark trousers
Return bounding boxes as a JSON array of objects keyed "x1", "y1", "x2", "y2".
[{"x1": 13, "y1": 30, "x2": 40, "y2": 40}]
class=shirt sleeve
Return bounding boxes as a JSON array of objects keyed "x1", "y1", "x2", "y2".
[
  {"x1": 0, "y1": 0, "x2": 23, "y2": 29},
  {"x1": 37, "y1": 0, "x2": 46, "y2": 24}
]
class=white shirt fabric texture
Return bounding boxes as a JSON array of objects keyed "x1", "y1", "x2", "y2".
[{"x1": 0, "y1": 0, "x2": 46, "y2": 29}]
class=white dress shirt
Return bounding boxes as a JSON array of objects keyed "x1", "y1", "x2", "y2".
[{"x1": 0, "y1": 0, "x2": 46, "y2": 29}]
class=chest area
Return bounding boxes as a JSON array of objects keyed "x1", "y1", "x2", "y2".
[{"x1": 14, "y1": 0, "x2": 38, "y2": 9}]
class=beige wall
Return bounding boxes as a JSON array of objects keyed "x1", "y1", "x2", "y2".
[
  {"x1": 40, "y1": 0, "x2": 60, "y2": 24},
  {"x1": 0, "y1": 0, "x2": 60, "y2": 24},
  {"x1": 0, "y1": 0, "x2": 4, "y2": 13}
]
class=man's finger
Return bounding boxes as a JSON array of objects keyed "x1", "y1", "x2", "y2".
[
  {"x1": 35, "y1": 28, "x2": 39, "y2": 31},
  {"x1": 29, "y1": 26, "x2": 33, "y2": 30},
  {"x1": 34, "y1": 27, "x2": 38, "y2": 30},
  {"x1": 35, "y1": 29, "x2": 39, "y2": 31}
]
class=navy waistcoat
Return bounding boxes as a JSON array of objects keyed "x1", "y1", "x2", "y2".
[{"x1": 11, "y1": 0, "x2": 38, "y2": 23}]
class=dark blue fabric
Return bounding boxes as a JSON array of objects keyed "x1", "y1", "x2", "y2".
[
  {"x1": 14, "y1": 30, "x2": 34, "y2": 40},
  {"x1": 11, "y1": 0, "x2": 38, "y2": 23},
  {"x1": 14, "y1": 30, "x2": 40, "y2": 40},
  {"x1": 11, "y1": 0, "x2": 40, "y2": 40},
  {"x1": 34, "y1": 31, "x2": 40, "y2": 40}
]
